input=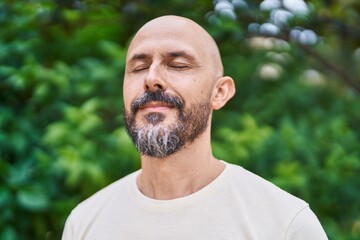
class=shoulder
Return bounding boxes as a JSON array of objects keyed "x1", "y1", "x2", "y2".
[
  {"x1": 285, "y1": 206, "x2": 328, "y2": 239},
  {"x1": 79, "y1": 170, "x2": 137, "y2": 207},
  {"x1": 224, "y1": 162, "x2": 327, "y2": 239},
  {"x1": 65, "y1": 170, "x2": 138, "y2": 225},
  {"x1": 226, "y1": 162, "x2": 306, "y2": 206},
  {"x1": 62, "y1": 171, "x2": 139, "y2": 239}
]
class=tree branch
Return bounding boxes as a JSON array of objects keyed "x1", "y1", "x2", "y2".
[{"x1": 299, "y1": 45, "x2": 360, "y2": 95}]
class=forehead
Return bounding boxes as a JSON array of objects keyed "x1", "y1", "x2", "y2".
[
  {"x1": 126, "y1": 22, "x2": 210, "y2": 61},
  {"x1": 127, "y1": 37, "x2": 201, "y2": 62}
]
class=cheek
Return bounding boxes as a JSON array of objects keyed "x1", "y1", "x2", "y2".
[
  {"x1": 167, "y1": 74, "x2": 199, "y2": 97},
  {"x1": 123, "y1": 80, "x2": 142, "y2": 108},
  {"x1": 188, "y1": 73, "x2": 214, "y2": 91},
  {"x1": 122, "y1": 89, "x2": 132, "y2": 108}
]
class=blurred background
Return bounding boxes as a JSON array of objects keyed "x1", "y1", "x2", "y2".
[{"x1": 0, "y1": 0, "x2": 359, "y2": 239}]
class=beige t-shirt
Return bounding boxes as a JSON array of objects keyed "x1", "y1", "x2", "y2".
[{"x1": 62, "y1": 162, "x2": 328, "y2": 240}]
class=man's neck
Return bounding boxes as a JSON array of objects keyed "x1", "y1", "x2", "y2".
[{"x1": 137, "y1": 136, "x2": 225, "y2": 200}]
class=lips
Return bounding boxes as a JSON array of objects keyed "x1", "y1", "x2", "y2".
[
  {"x1": 139, "y1": 101, "x2": 174, "y2": 109},
  {"x1": 138, "y1": 101, "x2": 175, "y2": 114}
]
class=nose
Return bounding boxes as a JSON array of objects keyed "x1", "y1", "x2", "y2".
[{"x1": 144, "y1": 64, "x2": 167, "y2": 92}]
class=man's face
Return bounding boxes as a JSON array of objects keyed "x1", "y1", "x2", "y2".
[{"x1": 123, "y1": 17, "x2": 217, "y2": 158}]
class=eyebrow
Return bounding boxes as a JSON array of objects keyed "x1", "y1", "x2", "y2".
[
  {"x1": 129, "y1": 53, "x2": 151, "y2": 62},
  {"x1": 164, "y1": 51, "x2": 197, "y2": 62},
  {"x1": 128, "y1": 51, "x2": 198, "y2": 63}
]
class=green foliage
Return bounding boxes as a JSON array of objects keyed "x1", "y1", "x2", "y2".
[{"x1": 0, "y1": 0, "x2": 359, "y2": 239}]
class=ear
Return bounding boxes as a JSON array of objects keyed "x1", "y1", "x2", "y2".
[{"x1": 211, "y1": 76, "x2": 236, "y2": 110}]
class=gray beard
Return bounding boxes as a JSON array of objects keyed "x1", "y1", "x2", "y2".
[
  {"x1": 124, "y1": 101, "x2": 211, "y2": 158},
  {"x1": 132, "y1": 121, "x2": 184, "y2": 158}
]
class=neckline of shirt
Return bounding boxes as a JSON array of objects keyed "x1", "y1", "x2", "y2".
[{"x1": 128, "y1": 160, "x2": 232, "y2": 211}]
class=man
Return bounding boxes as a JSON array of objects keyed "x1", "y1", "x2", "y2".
[{"x1": 62, "y1": 15, "x2": 328, "y2": 239}]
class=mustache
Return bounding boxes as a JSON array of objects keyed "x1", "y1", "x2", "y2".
[{"x1": 131, "y1": 90, "x2": 184, "y2": 113}]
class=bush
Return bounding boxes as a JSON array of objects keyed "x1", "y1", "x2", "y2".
[{"x1": 1, "y1": 1, "x2": 359, "y2": 239}]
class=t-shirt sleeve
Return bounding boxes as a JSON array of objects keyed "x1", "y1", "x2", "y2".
[
  {"x1": 285, "y1": 206, "x2": 328, "y2": 240},
  {"x1": 61, "y1": 212, "x2": 75, "y2": 240}
]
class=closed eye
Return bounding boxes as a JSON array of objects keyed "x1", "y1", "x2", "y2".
[
  {"x1": 168, "y1": 63, "x2": 190, "y2": 70},
  {"x1": 132, "y1": 65, "x2": 149, "y2": 72}
]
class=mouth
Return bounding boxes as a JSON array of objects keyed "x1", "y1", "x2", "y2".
[{"x1": 138, "y1": 101, "x2": 175, "y2": 112}]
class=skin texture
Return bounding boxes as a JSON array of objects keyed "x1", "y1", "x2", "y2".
[{"x1": 123, "y1": 15, "x2": 236, "y2": 200}]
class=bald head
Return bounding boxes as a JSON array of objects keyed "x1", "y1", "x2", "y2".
[{"x1": 127, "y1": 15, "x2": 224, "y2": 78}]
